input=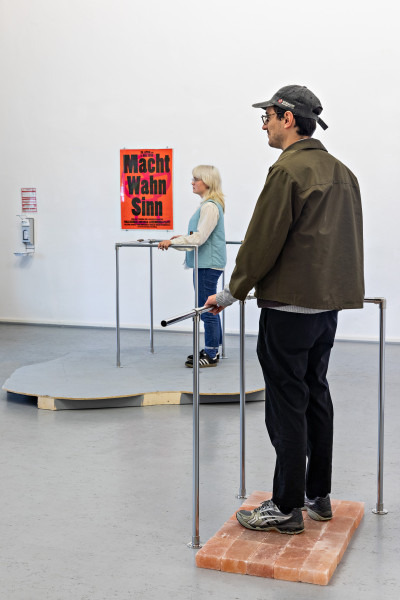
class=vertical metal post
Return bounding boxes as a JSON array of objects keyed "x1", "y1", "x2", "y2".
[
  {"x1": 194, "y1": 246, "x2": 199, "y2": 306},
  {"x1": 373, "y1": 299, "x2": 388, "y2": 514},
  {"x1": 221, "y1": 270, "x2": 226, "y2": 359},
  {"x1": 149, "y1": 246, "x2": 154, "y2": 353},
  {"x1": 116, "y1": 245, "x2": 121, "y2": 368},
  {"x1": 237, "y1": 300, "x2": 247, "y2": 498},
  {"x1": 188, "y1": 310, "x2": 202, "y2": 548}
]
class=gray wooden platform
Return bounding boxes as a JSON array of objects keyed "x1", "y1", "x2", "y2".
[{"x1": 2, "y1": 344, "x2": 264, "y2": 410}]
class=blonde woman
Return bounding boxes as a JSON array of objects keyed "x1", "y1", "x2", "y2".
[{"x1": 158, "y1": 165, "x2": 226, "y2": 367}]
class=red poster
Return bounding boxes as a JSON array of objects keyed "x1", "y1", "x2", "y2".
[{"x1": 120, "y1": 149, "x2": 173, "y2": 230}]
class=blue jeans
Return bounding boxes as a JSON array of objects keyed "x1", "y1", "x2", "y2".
[{"x1": 194, "y1": 268, "x2": 222, "y2": 358}]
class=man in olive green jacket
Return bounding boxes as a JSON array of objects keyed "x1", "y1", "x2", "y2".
[{"x1": 206, "y1": 85, "x2": 364, "y2": 534}]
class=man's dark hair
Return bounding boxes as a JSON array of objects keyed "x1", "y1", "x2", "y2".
[{"x1": 273, "y1": 106, "x2": 317, "y2": 137}]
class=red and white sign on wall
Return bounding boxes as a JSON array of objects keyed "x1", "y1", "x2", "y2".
[{"x1": 21, "y1": 188, "x2": 37, "y2": 212}]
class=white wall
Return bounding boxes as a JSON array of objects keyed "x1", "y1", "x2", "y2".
[{"x1": 0, "y1": 0, "x2": 398, "y2": 341}]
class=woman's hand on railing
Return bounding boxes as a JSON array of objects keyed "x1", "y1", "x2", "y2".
[{"x1": 158, "y1": 239, "x2": 172, "y2": 250}]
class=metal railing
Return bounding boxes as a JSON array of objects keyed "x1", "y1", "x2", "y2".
[
  {"x1": 235, "y1": 296, "x2": 388, "y2": 514},
  {"x1": 115, "y1": 240, "x2": 199, "y2": 367},
  {"x1": 236, "y1": 293, "x2": 256, "y2": 499},
  {"x1": 161, "y1": 304, "x2": 213, "y2": 548},
  {"x1": 364, "y1": 297, "x2": 387, "y2": 515},
  {"x1": 114, "y1": 239, "x2": 243, "y2": 365},
  {"x1": 160, "y1": 296, "x2": 387, "y2": 546},
  {"x1": 115, "y1": 241, "x2": 388, "y2": 523},
  {"x1": 161, "y1": 295, "x2": 255, "y2": 547}
]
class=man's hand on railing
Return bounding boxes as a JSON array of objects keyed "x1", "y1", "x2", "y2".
[{"x1": 205, "y1": 294, "x2": 225, "y2": 315}]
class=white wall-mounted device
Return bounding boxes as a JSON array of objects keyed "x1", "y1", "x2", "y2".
[
  {"x1": 21, "y1": 218, "x2": 34, "y2": 247},
  {"x1": 15, "y1": 216, "x2": 35, "y2": 255}
]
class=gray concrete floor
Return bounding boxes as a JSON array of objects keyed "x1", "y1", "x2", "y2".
[{"x1": 0, "y1": 323, "x2": 399, "y2": 599}]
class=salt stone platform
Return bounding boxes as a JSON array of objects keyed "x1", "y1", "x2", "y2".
[
  {"x1": 196, "y1": 491, "x2": 364, "y2": 586},
  {"x1": 3, "y1": 344, "x2": 264, "y2": 410}
]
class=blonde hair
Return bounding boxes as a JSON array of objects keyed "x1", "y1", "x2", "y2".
[{"x1": 192, "y1": 165, "x2": 225, "y2": 212}]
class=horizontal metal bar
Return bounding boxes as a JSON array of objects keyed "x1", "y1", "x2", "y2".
[
  {"x1": 161, "y1": 305, "x2": 212, "y2": 328},
  {"x1": 162, "y1": 295, "x2": 255, "y2": 329},
  {"x1": 115, "y1": 241, "x2": 198, "y2": 249},
  {"x1": 116, "y1": 239, "x2": 244, "y2": 249},
  {"x1": 364, "y1": 297, "x2": 386, "y2": 308}
]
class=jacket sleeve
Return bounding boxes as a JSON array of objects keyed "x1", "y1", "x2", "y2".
[{"x1": 229, "y1": 167, "x2": 295, "y2": 301}]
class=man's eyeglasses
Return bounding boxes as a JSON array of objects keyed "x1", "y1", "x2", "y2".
[{"x1": 261, "y1": 113, "x2": 276, "y2": 125}]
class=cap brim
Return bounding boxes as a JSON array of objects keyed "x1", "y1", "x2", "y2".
[{"x1": 252, "y1": 99, "x2": 274, "y2": 109}]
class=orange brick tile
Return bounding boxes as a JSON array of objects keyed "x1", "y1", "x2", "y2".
[
  {"x1": 313, "y1": 534, "x2": 348, "y2": 564},
  {"x1": 239, "y1": 528, "x2": 275, "y2": 543},
  {"x1": 300, "y1": 549, "x2": 337, "y2": 585},
  {"x1": 273, "y1": 546, "x2": 312, "y2": 582},
  {"x1": 215, "y1": 519, "x2": 244, "y2": 540},
  {"x1": 303, "y1": 514, "x2": 328, "y2": 534},
  {"x1": 246, "y1": 543, "x2": 284, "y2": 578},
  {"x1": 221, "y1": 539, "x2": 261, "y2": 574},
  {"x1": 334, "y1": 501, "x2": 364, "y2": 529},
  {"x1": 259, "y1": 530, "x2": 294, "y2": 549},
  {"x1": 195, "y1": 537, "x2": 234, "y2": 571},
  {"x1": 324, "y1": 515, "x2": 354, "y2": 541},
  {"x1": 287, "y1": 528, "x2": 321, "y2": 549}
]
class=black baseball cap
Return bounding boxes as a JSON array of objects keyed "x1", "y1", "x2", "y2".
[{"x1": 253, "y1": 85, "x2": 328, "y2": 130}]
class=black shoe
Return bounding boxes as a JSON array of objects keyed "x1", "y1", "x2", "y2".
[
  {"x1": 186, "y1": 350, "x2": 220, "y2": 362},
  {"x1": 185, "y1": 349, "x2": 219, "y2": 368},
  {"x1": 236, "y1": 499, "x2": 304, "y2": 535},
  {"x1": 302, "y1": 494, "x2": 332, "y2": 521}
]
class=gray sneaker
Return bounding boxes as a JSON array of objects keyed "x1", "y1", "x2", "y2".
[
  {"x1": 302, "y1": 494, "x2": 332, "y2": 521},
  {"x1": 236, "y1": 499, "x2": 304, "y2": 535}
]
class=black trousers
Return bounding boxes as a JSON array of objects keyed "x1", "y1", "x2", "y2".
[{"x1": 256, "y1": 308, "x2": 338, "y2": 513}]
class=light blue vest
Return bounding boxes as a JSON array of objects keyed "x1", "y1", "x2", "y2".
[{"x1": 185, "y1": 200, "x2": 226, "y2": 269}]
